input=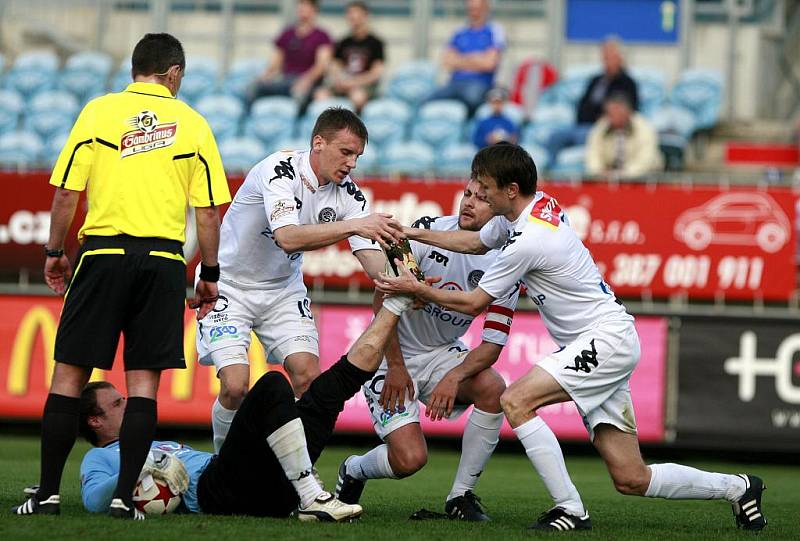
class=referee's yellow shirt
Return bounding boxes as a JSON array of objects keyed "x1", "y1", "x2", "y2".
[{"x1": 50, "y1": 82, "x2": 232, "y2": 243}]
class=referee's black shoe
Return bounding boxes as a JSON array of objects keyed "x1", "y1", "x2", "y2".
[
  {"x1": 445, "y1": 491, "x2": 491, "y2": 521},
  {"x1": 335, "y1": 456, "x2": 366, "y2": 505},
  {"x1": 108, "y1": 498, "x2": 145, "y2": 520},
  {"x1": 528, "y1": 506, "x2": 592, "y2": 531},
  {"x1": 732, "y1": 474, "x2": 767, "y2": 532},
  {"x1": 11, "y1": 495, "x2": 60, "y2": 515}
]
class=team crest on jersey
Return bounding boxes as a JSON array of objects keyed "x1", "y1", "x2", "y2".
[
  {"x1": 468, "y1": 270, "x2": 484, "y2": 289},
  {"x1": 527, "y1": 194, "x2": 562, "y2": 230},
  {"x1": 120, "y1": 110, "x2": 177, "y2": 158},
  {"x1": 318, "y1": 207, "x2": 337, "y2": 223}
]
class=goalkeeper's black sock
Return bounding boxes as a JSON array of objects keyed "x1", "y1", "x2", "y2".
[
  {"x1": 38, "y1": 393, "x2": 80, "y2": 500},
  {"x1": 113, "y1": 397, "x2": 157, "y2": 507}
]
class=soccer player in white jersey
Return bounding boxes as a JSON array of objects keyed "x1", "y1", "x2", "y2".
[
  {"x1": 198, "y1": 108, "x2": 402, "y2": 452},
  {"x1": 376, "y1": 143, "x2": 766, "y2": 532},
  {"x1": 334, "y1": 179, "x2": 519, "y2": 521}
]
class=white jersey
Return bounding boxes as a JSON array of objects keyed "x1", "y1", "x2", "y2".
[
  {"x1": 478, "y1": 191, "x2": 632, "y2": 347},
  {"x1": 396, "y1": 215, "x2": 520, "y2": 359},
  {"x1": 217, "y1": 149, "x2": 378, "y2": 289}
]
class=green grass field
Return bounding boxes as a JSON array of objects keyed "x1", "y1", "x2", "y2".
[{"x1": 1, "y1": 435, "x2": 796, "y2": 540}]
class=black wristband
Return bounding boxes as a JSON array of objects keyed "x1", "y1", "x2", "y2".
[
  {"x1": 44, "y1": 246, "x2": 64, "y2": 258},
  {"x1": 199, "y1": 263, "x2": 220, "y2": 282}
]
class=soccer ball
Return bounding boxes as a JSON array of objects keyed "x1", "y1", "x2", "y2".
[{"x1": 133, "y1": 473, "x2": 181, "y2": 514}]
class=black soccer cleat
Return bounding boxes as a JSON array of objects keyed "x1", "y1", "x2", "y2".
[
  {"x1": 732, "y1": 474, "x2": 767, "y2": 532},
  {"x1": 445, "y1": 491, "x2": 491, "y2": 522},
  {"x1": 108, "y1": 498, "x2": 145, "y2": 520},
  {"x1": 11, "y1": 494, "x2": 60, "y2": 516},
  {"x1": 528, "y1": 507, "x2": 592, "y2": 531},
  {"x1": 335, "y1": 456, "x2": 366, "y2": 505}
]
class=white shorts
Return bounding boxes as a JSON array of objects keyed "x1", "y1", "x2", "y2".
[
  {"x1": 196, "y1": 278, "x2": 319, "y2": 374},
  {"x1": 538, "y1": 319, "x2": 640, "y2": 440},
  {"x1": 363, "y1": 341, "x2": 471, "y2": 440}
]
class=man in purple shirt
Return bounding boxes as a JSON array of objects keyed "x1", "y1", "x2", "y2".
[
  {"x1": 247, "y1": 0, "x2": 333, "y2": 107},
  {"x1": 425, "y1": 0, "x2": 506, "y2": 115}
]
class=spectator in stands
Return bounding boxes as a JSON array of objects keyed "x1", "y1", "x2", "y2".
[
  {"x1": 547, "y1": 37, "x2": 638, "y2": 163},
  {"x1": 586, "y1": 93, "x2": 662, "y2": 179},
  {"x1": 472, "y1": 87, "x2": 519, "y2": 148},
  {"x1": 247, "y1": 0, "x2": 332, "y2": 108},
  {"x1": 424, "y1": 0, "x2": 505, "y2": 115},
  {"x1": 315, "y1": 1, "x2": 385, "y2": 113}
]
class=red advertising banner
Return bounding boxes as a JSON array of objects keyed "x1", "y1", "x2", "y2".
[
  {"x1": 0, "y1": 296, "x2": 666, "y2": 442},
  {"x1": 2, "y1": 173, "x2": 795, "y2": 300}
]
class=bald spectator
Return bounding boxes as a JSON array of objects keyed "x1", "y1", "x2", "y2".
[
  {"x1": 547, "y1": 37, "x2": 638, "y2": 163},
  {"x1": 586, "y1": 93, "x2": 662, "y2": 179},
  {"x1": 424, "y1": 0, "x2": 505, "y2": 115}
]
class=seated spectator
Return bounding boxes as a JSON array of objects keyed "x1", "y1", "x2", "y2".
[
  {"x1": 425, "y1": 0, "x2": 505, "y2": 115},
  {"x1": 472, "y1": 87, "x2": 519, "y2": 148},
  {"x1": 586, "y1": 93, "x2": 662, "y2": 179},
  {"x1": 315, "y1": 1, "x2": 385, "y2": 112},
  {"x1": 547, "y1": 36, "x2": 638, "y2": 162},
  {"x1": 247, "y1": 0, "x2": 332, "y2": 108}
]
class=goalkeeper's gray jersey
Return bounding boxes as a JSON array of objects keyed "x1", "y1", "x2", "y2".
[
  {"x1": 217, "y1": 149, "x2": 378, "y2": 290},
  {"x1": 395, "y1": 215, "x2": 520, "y2": 359}
]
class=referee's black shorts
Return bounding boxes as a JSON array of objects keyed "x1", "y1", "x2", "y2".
[{"x1": 54, "y1": 235, "x2": 187, "y2": 371}]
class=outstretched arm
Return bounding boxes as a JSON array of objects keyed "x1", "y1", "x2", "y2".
[
  {"x1": 404, "y1": 226, "x2": 489, "y2": 255},
  {"x1": 346, "y1": 308, "x2": 402, "y2": 374}
]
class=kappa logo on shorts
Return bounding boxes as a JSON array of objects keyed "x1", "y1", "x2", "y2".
[
  {"x1": 564, "y1": 339, "x2": 598, "y2": 373},
  {"x1": 212, "y1": 296, "x2": 229, "y2": 313},
  {"x1": 120, "y1": 110, "x2": 177, "y2": 158}
]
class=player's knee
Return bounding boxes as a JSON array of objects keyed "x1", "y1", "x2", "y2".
[
  {"x1": 290, "y1": 364, "x2": 321, "y2": 396},
  {"x1": 610, "y1": 467, "x2": 650, "y2": 496},
  {"x1": 389, "y1": 445, "x2": 428, "y2": 477},
  {"x1": 219, "y1": 378, "x2": 249, "y2": 408},
  {"x1": 500, "y1": 386, "x2": 526, "y2": 419},
  {"x1": 472, "y1": 371, "x2": 506, "y2": 413}
]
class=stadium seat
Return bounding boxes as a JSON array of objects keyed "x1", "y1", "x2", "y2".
[
  {"x1": 436, "y1": 142, "x2": 478, "y2": 178},
  {"x1": 380, "y1": 141, "x2": 435, "y2": 177},
  {"x1": 0, "y1": 89, "x2": 25, "y2": 135},
  {"x1": 60, "y1": 51, "x2": 113, "y2": 103},
  {"x1": 0, "y1": 130, "x2": 45, "y2": 168},
  {"x1": 270, "y1": 137, "x2": 309, "y2": 154},
  {"x1": 224, "y1": 57, "x2": 268, "y2": 99},
  {"x1": 110, "y1": 59, "x2": 132, "y2": 92},
  {"x1": 195, "y1": 94, "x2": 244, "y2": 141},
  {"x1": 521, "y1": 142, "x2": 550, "y2": 173},
  {"x1": 411, "y1": 99, "x2": 468, "y2": 150},
  {"x1": 630, "y1": 66, "x2": 667, "y2": 117},
  {"x1": 473, "y1": 101, "x2": 526, "y2": 126},
  {"x1": 671, "y1": 69, "x2": 723, "y2": 131},
  {"x1": 24, "y1": 90, "x2": 80, "y2": 139},
  {"x1": 244, "y1": 96, "x2": 298, "y2": 146},
  {"x1": 522, "y1": 103, "x2": 574, "y2": 146},
  {"x1": 551, "y1": 64, "x2": 599, "y2": 107},
  {"x1": 649, "y1": 104, "x2": 696, "y2": 141},
  {"x1": 355, "y1": 142, "x2": 380, "y2": 176},
  {"x1": 361, "y1": 97, "x2": 412, "y2": 149},
  {"x1": 180, "y1": 56, "x2": 220, "y2": 104},
  {"x1": 46, "y1": 131, "x2": 71, "y2": 166},
  {"x1": 297, "y1": 98, "x2": 354, "y2": 141},
  {"x1": 549, "y1": 144, "x2": 586, "y2": 176},
  {"x1": 3, "y1": 50, "x2": 59, "y2": 96},
  {"x1": 219, "y1": 136, "x2": 267, "y2": 173},
  {"x1": 385, "y1": 60, "x2": 438, "y2": 105}
]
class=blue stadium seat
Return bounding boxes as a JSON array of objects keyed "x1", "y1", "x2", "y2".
[
  {"x1": 670, "y1": 69, "x2": 723, "y2": 131},
  {"x1": 549, "y1": 144, "x2": 586, "y2": 176},
  {"x1": 270, "y1": 137, "x2": 309, "y2": 154},
  {"x1": 224, "y1": 57, "x2": 268, "y2": 99},
  {"x1": 522, "y1": 103, "x2": 574, "y2": 146},
  {"x1": 110, "y1": 59, "x2": 131, "y2": 92},
  {"x1": 380, "y1": 141, "x2": 435, "y2": 176},
  {"x1": 551, "y1": 64, "x2": 599, "y2": 107},
  {"x1": 3, "y1": 51, "x2": 59, "y2": 96},
  {"x1": 386, "y1": 60, "x2": 438, "y2": 105},
  {"x1": 0, "y1": 130, "x2": 45, "y2": 168},
  {"x1": 521, "y1": 142, "x2": 550, "y2": 172},
  {"x1": 473, "y1": 101, "x2": 526, "y2": 126},
  {"x1": 47, "y1": 131, "x2": 71, "y2": 166},
  {"x1": 355, "y1": 143, "x2": 380, "y2": 176},
  {"x1": 219, "y1": 136, "x2": 267, "y2": 173},
  {"x1": 244, "y1": 96, "x2": 298, "y2": 146},
  {"x1": 0, "y1": 89, "x2": 25, "y2": 134},
  {"x1": 180, "y1": 56, "x2": 220, "y2": 104},
  {"x1": 194, "y1": 94, "x2": 244, "y2": 141},
  {"x1": 436, "y1": 142, "x2": 478, "y2": 178},
  {"x1": 25, "y1": 90, "x2": 80, "y2": 139},
  {"x1": 297, "y1": 98, "x2": 354, "y2": 141},
  {"x1": 411, "y1": 99, "x2": 468, "y2": 150},
  {"x1": 60, "y1": 51, "x2": 113, "y2": 103},
  {"x1": 630, "y1": 66, "x2": 667, "y2": 117},
  {"x1": 649, "y1": 104, "x2": 696, "y2": 141},
  {"x1": 361, "y1": 97, "x2": 412, "y2": 149}
]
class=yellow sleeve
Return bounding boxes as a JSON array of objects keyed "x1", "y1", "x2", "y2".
[
  {"x1": 49, "y1": 102, "x2": 97, "y2": 191},
  {"x1": 189, "y1": 116, "x2": 231, "y2": 208}
]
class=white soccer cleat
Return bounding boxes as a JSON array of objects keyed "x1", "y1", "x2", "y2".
[{"x1": 296, "y1": 491, "x2": 363, "y2": 523}]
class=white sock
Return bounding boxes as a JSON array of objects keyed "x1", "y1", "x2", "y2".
[
  {"x1": 211, "y1": 398, "x2": 237, "y2": 454},
  {"x1": 346, "y1": 444, "x2": 398, "y2": 481},
  {"x1": 265, "y1": 418, "x2": 324, "y2": 508},
  {"x1": 447, "y1": 408, "x2": 504, "y2": 501},
  {"x1": 383, "y1": 295, "x2": 412, "y2": 315},
  {"x1": 514, "y1": 416, "x2": 585, "y2": 516},
  {"x1": 645, "y1": 463, "x2": 747, "y2": 502}
]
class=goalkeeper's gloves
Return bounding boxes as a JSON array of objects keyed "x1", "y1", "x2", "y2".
[{"x1": 140, "y1": 449, "x2": 190, "y2": 495}]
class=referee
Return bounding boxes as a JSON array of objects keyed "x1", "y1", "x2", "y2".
[{"x1": 12, "y1": 33, "x2": 231, "y2": 520}]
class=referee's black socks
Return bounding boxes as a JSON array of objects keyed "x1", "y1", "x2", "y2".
[
  {"x1": 38, "y1": 393, "x2": 80, "y2": 500},
  {"x1": 113, "y1": 397, "x2": 157, "y2": 507}
]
